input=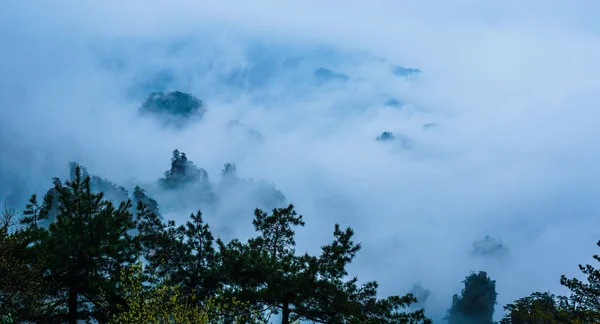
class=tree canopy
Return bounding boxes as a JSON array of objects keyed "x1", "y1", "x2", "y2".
[
  {"x1": 4, "y1": 157, "x2": 600, "y2": 323},
  {"x1": 139, "y1": 91, "x2": 205, "y2": 128},
  {"x1": 0, "y1": 166, "x2": 430, "y2": 323}
]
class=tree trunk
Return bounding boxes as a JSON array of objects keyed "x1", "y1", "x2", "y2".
[
  {"x1": 68, "y1": 285, "x2": 78, "y2": 324},
  {"x1": 282, "y1": 300, "x2": 290, "y2": 324}
]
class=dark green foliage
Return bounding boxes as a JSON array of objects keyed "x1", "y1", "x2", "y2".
[
  {"x1": 9, "y1": 153, "x2": 600, "y2": 324},
  {"x1": 500, "y1": 292, "x2": 578, "y2": 324},
  {"x1": 447, "y1": 271, "x2": 497, "y2": 324},
  {"x1": 0, "y1": 229, "x2": 45, "y2": 322},
  {"x1": 500, "y1": 239, "x2": 600, "y2": 323},
  {"x1": 0, "y1": 313, "x2": 13, "y2": 324},
  {"x1": 5, "y1": 166, "x2": 428, "y2": 323},
  {"x1": 134, "y1": 199, "x2": 167, "y2": 266},
  {"x1": 69, "y1": 162, "x2": 129, "y2": 204},
  {"x1": 174, "y1": 210, "x2": 220, "y2": 299},
  {"x1": 42, "y1": 162, "x2": 131, "y2": 226},
  {"x1": 19, "y1": 165, "x2": 140, "y2": 324},
  {"x1": 218, "y1": 204, "x2": 306, "y2": 323},
  {"x1": 139, "y1": 91, "x2": 205, "y2": 128},
  {"x1": 159, "y1": 149, "x2": 210, "y2": 190},
  {"x1": 21, "y1": 192, "x2": 54, "y2": 228},
  {"x1": 218, "y1": 204, "x2": 431, "y2": 324},
  {"x1": 559, "y1": 240, "x2": 600, "y2": 322},
  {"x1": 136, "y1": 205, "x2": 220, "y2": 302},
  {"x1": 301, "y1": 224, "x2": 431, "y2": 324},
  {"x1": 0, "y1": 205, "x2": 47, "y2": 322}
]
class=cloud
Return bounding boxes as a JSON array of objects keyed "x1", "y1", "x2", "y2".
[{"x1": 2, "y1": 0, "x2": 600, "y2": 321}]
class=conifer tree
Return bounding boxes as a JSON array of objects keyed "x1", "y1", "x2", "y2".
[
  {"x1": 500, "y1": 292, "x2": 577, "y2": 324},
  {"x1": 68, "y1": 162, "x2": 129, "y2": 204},
  {"x1": 218, "y1": 204, "x2": 431, "y2": 324},
  {"x1": 0, "y1": 205, "x2": 46, "y2": 322},
  {"x1": 559, "y1": 240, "x2": 600, "y2": 322},
  {"x1": 109, "y1": 262, "x2": 208, "y2": 324},
  {"x1": 20, "y1": 165, "x2": 140, "y2": 324},
  {"x1": 134, "y1": 199, "x2": 168, "y2": 263},
  {"x1": 176, "y1": 210, "x2": 220, "y2": 300},
  {"x1": 501, "y1": 239, "x2": 600, "y2": 323},
  {"x1": 135, "y1": 199, "x2": 220, "y2": 303}
]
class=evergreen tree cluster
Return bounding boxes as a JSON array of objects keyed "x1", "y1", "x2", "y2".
[
  {"x1": 2, "y1": 153, "x2": 600, "y2": 323},
  {"x1": 154, "y1": 149, "x2": 286, "y2": 212},
  {"x1": 443, "y1": 249, "x2": 600, "y2": 324},
  {"x1": 0, "y1": 165, "x2": 431, "y2": 323},
  {"x1": 139, "y1": 91, "x2": 205, "y2": 128},
  {"x1": 159, "y1": 149, "x2": 210, "y2": 190},
  {"x1": 44, "y1": 150, "x2": 285, "y2": 221}
]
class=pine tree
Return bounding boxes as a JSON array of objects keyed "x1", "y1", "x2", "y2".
[
  {"x1": 68, "y1": 162, "x2": 129, "y2": 204},
  {"x1": 0, "y1": 205, "x2": 46, "y2": 322},
  {"x1": 447, "y1": 271, "x2": 497, "y2": 324},
  {"x1": 135, "y1": 198, "x2": 220, "y2": 304},
  {"x1": 218, "y1": 204, "x2": 431, "y2": 324},
  {"x1": 298, "y1": 224, "x2": 430, "y2": 323},
  {"x1": 248, "y1": 204, "x2": 304, "y2": 323},
  {"x1": 177, "y1": 211, "x2": 220, "y2": 300},
  {"x1": 501, "y1": 239, "x2": 600, "y2": 323},
  {"x1": 500, "y1": 292, "x2": 577, "y2": 324},
  {"x1": 560, "y1": 240, "x2": 600, "y2": 322},
  {"x1": 134, "y1": 199, "x2": 167, "y2": 263},
  {"x1": 20, "y1": 165, "x2": 140, "y2": 323},
  {"x1": 109, "y1": 262, "x2": 208, "y2": 324}
]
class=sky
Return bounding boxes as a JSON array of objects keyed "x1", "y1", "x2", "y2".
[{"x1": 1, "y1": 0, "x2": 600, "y2": 321}]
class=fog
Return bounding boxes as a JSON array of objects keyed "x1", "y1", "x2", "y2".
[{"x1": 2, "y1": 1, "x2": 600, "y2": 321}]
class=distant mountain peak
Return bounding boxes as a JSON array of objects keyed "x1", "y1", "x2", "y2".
[{"x1": 139, "y1": 91, "x2": 205, "y2": 128}]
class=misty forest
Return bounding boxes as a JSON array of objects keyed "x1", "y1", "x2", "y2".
[{"x1": 2, "y1": 2, "x2": 600, "y2": 324}]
